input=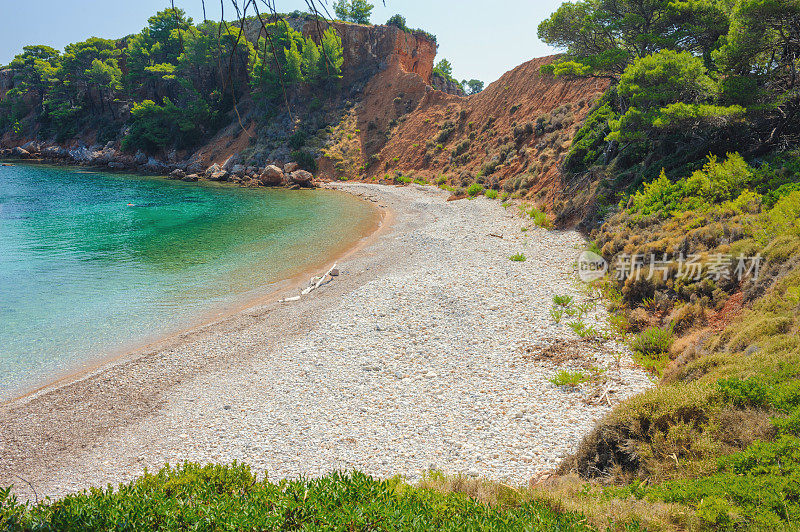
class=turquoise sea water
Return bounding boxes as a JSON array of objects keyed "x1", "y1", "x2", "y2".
[{"x1": 0, "y1": 164, "x2": 377, "y2": 400}]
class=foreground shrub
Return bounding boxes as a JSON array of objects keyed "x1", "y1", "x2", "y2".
[{"x1": 0, "y1": 463, "x2": 597, "y2": 531}]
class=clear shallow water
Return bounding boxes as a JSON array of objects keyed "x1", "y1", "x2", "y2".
[{"x1": 0, "y1": 164, "x2": 377, "y2": 400}]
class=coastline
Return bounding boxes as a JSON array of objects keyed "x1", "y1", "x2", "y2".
[
  {"x1": 0, "y1": 183, "x2": 652, "y2": 501},
  {"x1": 0, "y1": 186, "x2": 387, "y2": 407}
]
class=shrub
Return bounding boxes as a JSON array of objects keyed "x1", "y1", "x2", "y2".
[
  {"x1": 631, "y1": 325, "x2": 674, "y2": 374},
  {"x1": 290, "y1": 149, "x2": 318, "y2": 172},
  {"x1": 568, "y1": 321, "x2": 604, "y2": 341},
  {"x1": 632, "y1": 325, "x2": 674, "y2": 356},
  {"x1": 288, "y1": 130, "x2": 307, "y2": 150},
  {"x1": 122, "y1": 97, "x2": 211, "y2": 153},
  {"x1": 485, "y1": 189, "x2": 498, "y2": 199},
  {"x1": 466, "y1": 183, "x2": 484, "y2": 197},
  {"x1": 510, "y1": 253, "x2": 527, "y2": 262},
  {"x1": 386, "y1": 14, "x2": 408, "y2": 32},
  {"x1": 564, "y1": 103, "x2": 616, "y2": 171}
]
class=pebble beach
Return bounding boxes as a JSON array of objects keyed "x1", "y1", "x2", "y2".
[{"x1": 0, "y1": 183, "x2": 652, "y2": 499}]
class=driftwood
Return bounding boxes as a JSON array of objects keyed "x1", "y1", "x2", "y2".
[{"x1": 284, "y1": 263, "x2": 339, "y2": 301}]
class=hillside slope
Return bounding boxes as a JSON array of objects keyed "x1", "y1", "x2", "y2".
[{"x1": 318, "y1": 55, "x2": 608, "y2": 220}]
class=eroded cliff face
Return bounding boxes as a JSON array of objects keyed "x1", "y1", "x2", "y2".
[{"x1": 303, "y1": 21, "x2": 437, "y2": 84}]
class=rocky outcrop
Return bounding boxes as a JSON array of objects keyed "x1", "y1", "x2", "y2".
[{"x1": 431, "y1": 72, "x2": 465, "y2": 96}]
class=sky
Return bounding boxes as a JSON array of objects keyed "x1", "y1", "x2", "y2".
[{"x1": 0, "y1": 0, "x2": 564, "y2": 85}]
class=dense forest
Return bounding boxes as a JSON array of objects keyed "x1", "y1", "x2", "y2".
[{"x1": 0, "y1": 8, "x2": 344, "y2": 159}]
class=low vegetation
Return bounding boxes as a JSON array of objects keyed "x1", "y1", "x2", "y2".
[
  {"x1": 550, "y1": 370, "x2": 591, "y2": 387},
  {"x1": 0, "y1": 463, "x2": 606, "y2": 531}
]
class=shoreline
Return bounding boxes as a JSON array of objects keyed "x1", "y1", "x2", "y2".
[
  {"x1": 1, "y1": 186, "x2": 388, "y2": 408},
  {"x1": 0, "y1": 183, "x2": 652, "y2": 501}
]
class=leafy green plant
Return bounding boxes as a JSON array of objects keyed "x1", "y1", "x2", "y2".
[
  {"x1": 466, "y1": 183, "x2": 484, "y2": 197},
  {"x1": 550, "y1": 308, "x2": 565, "y2": 323},
  {"x1": 484, "y1": 189, "x2": 498, "y2": 199},
  {"x1": 551, "y1": 370, "x2": 590, "y2": 387},
  {"x1": 510, "y1": 253, "x2": 527, "y2": 262},
  {"x1": 568, "y1": 320, "x2": 604, "y2": 341},
  {"x1": 553, "y1": 294, "x2": 574, "y2": 307}
]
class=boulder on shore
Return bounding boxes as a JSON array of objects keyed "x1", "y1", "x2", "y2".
[
  {"x1": 204, "y1": 163, "x2": 221, "y2": 178},
  {"x1": 288, "y1": 170, "x2": 314, "y2": 187},
  {"x1": 182, "y1": 174, "x2": 199, "y2": 182},
  {"x1": 209, "y1": 169, "x2": 229, "y2": 181},
  {"x1": 260, "y1": 165, "x2": 285, "y2": 186},
  {"x1": 169, "y1": 169, "x2": 186, "y2": 179},
  {"x1": 11, "y1": 147, "x2": 31, "y2": 158},
  {"x1": 284, "y1": 162, "x2": 299, "y2": 173}
]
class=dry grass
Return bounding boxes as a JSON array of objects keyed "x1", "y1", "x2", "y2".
[{"x1": 417, "y1": 471, "x2": 695, "y2": 531}]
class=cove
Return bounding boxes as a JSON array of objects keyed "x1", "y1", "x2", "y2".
[{"x1": 0, "y1": 164, "x2": 378, "y2": 400}]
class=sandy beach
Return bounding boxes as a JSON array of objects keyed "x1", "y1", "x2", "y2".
[{"x1": 0, "y1": 183, "x2": 651, "y2": 500}]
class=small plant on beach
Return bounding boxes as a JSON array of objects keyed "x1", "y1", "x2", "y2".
[
  {"x1": 568, "y1": 320, "x2": 604, "y2": 341},
  {"x1": 550, "y1": 307, "x2": 565, "y2": 323},
  {"x1": 531, "y1": 208, "x2": 553, "y2": 229},
  {"x1": 466, "y1": 183, "x2": 484, "y2": 197},
  {"x1": 510, "y1": 253, "x2": 527, "y2": 262},
  {"x1": 552, "y1": 294, "x2": 574, "y2": 308},
  {"x1": 521, "y1": 227, "x2": 528, "y2": 232},
  {"x1": 550, "y1": 370, "x2": 590, "y2": 387},
  {"x1": 521, "y1": 205, "x2": 553, "y2": 229},
  {"x1": 484, "y1": 189, "x2": 498, "y2": 199}
]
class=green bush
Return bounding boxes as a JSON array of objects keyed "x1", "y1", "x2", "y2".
[
  {"x1": 631, "y1": 325, "x2": 674, "y2": 373},
  {"x1": 510, "y1": 253, "x2": 527, "y2": 262},
  {"x1": 122, "y1": 97, "x2": 212, "y2": 153},
  {"x1": 290, "y1": 149, "x2": 318, "y2": 172},
  {"x1": 466, "y1": 182, "x2": 484, "y2": 197},
  {"x1": 386, "y1": 14, "x2": 408, "y2": 32},
  {"x1": 485, "y1": 189, "x2": 498, "y2": 199},
  {"x1": 564, "y1": 103, "x2": 616, "y2": 171},
  {"x1": 0, "y1": 463, "x2": 596, "y2": 531},
  {"x1": 632, "y1": 325, "x2": 674, "y2": 357}
]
